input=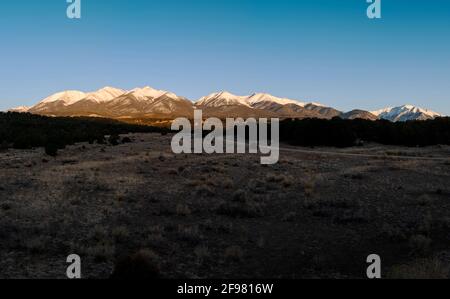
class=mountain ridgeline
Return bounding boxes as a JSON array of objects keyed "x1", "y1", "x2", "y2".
[{"x1": 10, "y1": 86, "x2": 444, "y2": 122}]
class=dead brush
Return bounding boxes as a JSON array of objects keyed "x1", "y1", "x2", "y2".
[
  {"x1": 380, "y1": 223, "x2": 408, "y2": 241},
  {"x1": 91, "y1": 225, "x2": 109, "y2": 242},
  {"x1": 333, "y1": 208, "x2": 370, "y2": 224},
  {"x1": 112, "y1": 226, "x2": 130, "y2": 243},
  {"x1": 388, "y1": 258, "x2": 449, "y2": 279},
  {"x1": 248, "y1": 178, "x2": 268, "y2": 194},
  {"x1": 176, "y1": 203, "x2": 192, "y2": 216},
  {"x1": 194, "y1": 245, "x2": 211, "y2": 263},
  {"x1": 303, "y1": 196, "x2": 320, "y2": 210},
  {"x1": 265, "y1": 173, "x2": 295, "y2": 188},
  {"x1": 146, "y1": 233, "x2": 166, "y2": 248},
  {"x1": 167, "y1": 169, "x2": 178, "y2": 175},
  {"x1": 413, "y1": 194, "x2": 434, "y2": 206},
  {"x1": 224, "y1": 245, "x2": 244, "y2": 263},
  {"x1": 195, "y1": 184, "x2": 215, "y2": 197},
  {"x1": 409, "y1": 234, "x2": 432, "y2": 256},
  {"x1": 24, "y1": 236, "x2": 49, "y2": 254},
  {"x1": 221, "y1": 177, "x2": 234, "y2": 189},
  {"x1": 216, "y1": 190, "x2": 264, "y2": 218},
  {"x1": 417, "y1": 212, "x2": 434, "y2": 234},
  {"x1": 301, "y1": 174, "x2": 318, "y2": 198},
  {"x1": 282, "y1": 211, "x2": 297, "y2": 222},
  {"x1": 177, "y1": 225, "x2": 202, "y2": 245},
  {"x1": 148, "y1": 225, "x2": 165, "y2": 235},
  {"x1": 84, "y1": 242, "x2": 116, "y2": 262},
  {"x1": 111, "y1": 249, "x2": 160, "y2": 279}
]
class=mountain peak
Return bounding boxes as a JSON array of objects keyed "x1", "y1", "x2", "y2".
[
  {"x1": 85, "y1": 87, "x2": 126, "y2": 103},
  {"x1": 247, "y1": 93, "x2": 305, "y2": 106},
  {"x1": 40, "y1": 90, "x2": 86, "y2": 105},
  {"x1": 212, "y1": 91, "x2": 242, "y2": 99},
  {"x1": 219, "y1": 91, "x2": 238, "y2": 97},
  {"x1": 372, "y1": 105, "x2": 441, "y2": 122},
  {"x1": 197, "y1": 91, "x2": 250, "y2": 107},
  {"x1": 128, "y1": 86, "x2": 179, "y2": 100},
  {"x1": 197, "y1": 91, "x2": 309, "y2": 108},
  {"x1": 8, "y1": 106, "x2": 30, "y2": 113},
  {"x1": 98, "y1": 86, "x2": 125, "y2": 93}
]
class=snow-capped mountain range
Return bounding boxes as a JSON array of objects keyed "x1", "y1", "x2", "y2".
[
  {"x1": 197, "y1": 91, "x2": 306, "y2": 108},
  {"x1": 371, "y1": 105, "x2": 442, "y2": 122},
  {"x1": 8, "y1": 86, "x2": 444, "y2": 122}
]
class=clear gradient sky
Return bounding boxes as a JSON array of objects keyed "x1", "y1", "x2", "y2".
[{"x1": 0, "y1": 0, "x2": 449, "y2": 114}]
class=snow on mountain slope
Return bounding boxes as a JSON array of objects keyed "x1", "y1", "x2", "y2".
[
  {"x1": 8, "y1": 106, "x2": 30, "y2": 113},
  {"x1": 196, "y1": 91, "x2": 308, "y2": 108},
  {"x1": 196, "y1": 91, "x2": 251, "y2": 107},
  {"x1": 247, "y1": 93, "x2": 306, "y2": 106},
  {"x1": 39, "y1": 90, "x2": 87, "y2": 106},
  {"x1": 372, "y1": 105, "x2": 442, "y2": 122},
  {"x1": 14, "y1": 86, "x2": 445, "y2": 121},
  {"x1": 104, "y1": 87, "x2": 192, "y2": 116},
  {"x1": 84, "y1": 87, "x2": 126, "y2": 103},
  {"x1": 126, "y1": 86, "x2": 181, "y2": 101}
]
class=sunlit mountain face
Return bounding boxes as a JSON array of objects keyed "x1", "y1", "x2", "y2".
[{"x1": 10, "y1": 87, "x2": 444, "y2": 122}]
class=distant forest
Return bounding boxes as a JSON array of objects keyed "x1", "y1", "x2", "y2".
[
  {"x1": 1, "y1": 113, "x2": 449, "y2": 155},
  {"x1": 0, "y1": 112, "x2": 167, "y2": 155},
  {"x1": 279, "y1": 117, "x2": 450, "y2": 147}
]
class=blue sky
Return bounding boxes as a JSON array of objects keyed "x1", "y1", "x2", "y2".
[{"x1": 0, "y1": 0, "x2": 449, "y2": 114}]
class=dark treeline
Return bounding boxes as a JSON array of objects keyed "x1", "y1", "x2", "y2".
[
  {"x1": 279, "y1": 117, "x2": 450, "y2": 147},
  {"x1": 2, "y1": 113, "x2": 450, "y2": 153},
  {"x1": 0, "y1": 112, "x2": 168, "y2": 153}
]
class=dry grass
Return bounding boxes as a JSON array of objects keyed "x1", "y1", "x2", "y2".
[
  {"x1": 112, "y1": 226, "x2": 130, "y2": 242},
  {"x1": 177, "y1": 225, "x2": 202, "y2": 245},
  {"x1": 24, "y1": 236, "x2": 48, "y2": 254},
  {"x1": 388, "y1": 258, "x2": 449, "y2": 279},
  {"x1": 380, "y1": 223, "x2": 408, "y2": 241},
  {"x1": 265, "y1": 173, "x2": 295, "y2": 188},
  {"x1": 282, "y1": 211, "x2": 297, "y2": 222},
  {"x1": 194, "y1": 246, "x2": 210, "y2": 263},
  {"x1": 176, "y1": 204, "x2": 192, "y2": 216},
  {"x1": 1, "y1": 133, "x2": 449, "y2": 279},
  {"x1": 84, "y1": 243, "x2": 116, "y2": 262},
  {"x1": 224, "y1": 245, "x2": 244, "y2": 263},
  {"x1": 221, "y1": 177, "x2": 234, "y2": 189},
  {"x1": 409, "y1": 235, "x2": 432, "y2": 256},
  {"x1": 301, "y1": 175, "x2": 318, "y2": 198},
  {"x1": 111, "y1": 249, "x2": 160, "y2": 279},
  {"x1": 414, "y1": 194, "x2": 434, "y2": 206},
  {"x1": 216, "y1": 190, "x2": 264, "y2": 218}
]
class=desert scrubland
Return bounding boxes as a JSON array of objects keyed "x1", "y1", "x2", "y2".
[{"x1": 0, "y1": 133, "x2": 449, "y2": 279}]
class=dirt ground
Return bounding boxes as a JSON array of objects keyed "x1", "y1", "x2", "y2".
[{"x1": 0, "y1": 133, "x2": 449, "y2": 279}]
